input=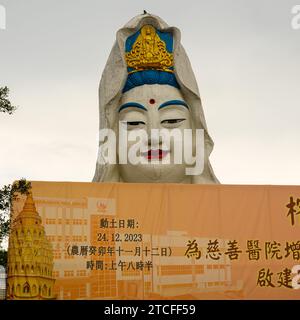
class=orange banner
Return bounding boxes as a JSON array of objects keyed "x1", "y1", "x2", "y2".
[{"x1": 7, "y1": 182, "x2": 300, "y2": 300}]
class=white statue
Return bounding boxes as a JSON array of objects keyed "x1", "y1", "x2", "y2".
[{"x1": 93, "y1": 13, "x2": 219, "y2": 184}]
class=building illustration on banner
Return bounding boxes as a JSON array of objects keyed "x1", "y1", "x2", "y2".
[{"x1": 7, "y1": 191, "x2": 243, "y2": 300}]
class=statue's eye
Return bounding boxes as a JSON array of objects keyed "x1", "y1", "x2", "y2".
[
  {"x1": 161, "y1": 119, "x2": 186, "y2": 125},
  {"x1": 126, "y1": 121, "x2": 146, "y2": 127}
]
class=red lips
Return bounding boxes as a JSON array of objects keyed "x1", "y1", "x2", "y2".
[{"x1": 142, "y1": 149, "x2": 169, "y2": 160}]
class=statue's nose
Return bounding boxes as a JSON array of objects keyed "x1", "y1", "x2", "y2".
[
  {"x1": 147, "y1": 129, "x2": 162, "y2": 148},
  {"x1": 146, "y1": 117, "x2": 160, "y2": 135}
]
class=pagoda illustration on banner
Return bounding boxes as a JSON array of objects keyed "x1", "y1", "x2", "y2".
[{"x1": 6, "y1": 191, "x2": 56, "y2": 300}]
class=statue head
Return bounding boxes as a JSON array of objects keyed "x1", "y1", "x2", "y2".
[{"x1": 93, "y1": 14, "x2": 219, "y2": 184}]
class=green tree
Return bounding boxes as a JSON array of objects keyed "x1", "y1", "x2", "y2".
[
  {"x1": 0, "y1": 86, "x2": 17, "y2": 114},
  {"x1": 0, "y1": 179, "x2": 32, "y2": 245},
  {"x1": 0, "y1": 250, "x2": 7, "y2": 267}
]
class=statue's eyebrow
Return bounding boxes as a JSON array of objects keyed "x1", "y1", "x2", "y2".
[
  {"x1": 158, "y1": 100, "x2": 189, "y2": 110},
  {"x1": 118, "y1": 102, "x2": 148, "y2": 113}
]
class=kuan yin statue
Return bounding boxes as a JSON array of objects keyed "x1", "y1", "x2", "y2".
[{"x1": 93, "y1": 13, "x2": 219, "y2": 184}]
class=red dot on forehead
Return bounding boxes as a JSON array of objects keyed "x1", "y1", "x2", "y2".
[{"x1": 149, "y1": 99, "x2": 155, "y2": 104}]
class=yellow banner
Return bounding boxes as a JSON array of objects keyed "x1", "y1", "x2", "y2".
[{"x1": 7, "y1": 182, "x2": 300, "y2": 300}]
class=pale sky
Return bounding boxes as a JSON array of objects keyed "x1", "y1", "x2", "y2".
[{"x1": 0, "y1": 0, "x2": 300, "y2": 186}]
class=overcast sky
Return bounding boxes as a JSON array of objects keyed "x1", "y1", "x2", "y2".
[{"x1": 0, "y1": 0, "x2": 299, "y2": 186}]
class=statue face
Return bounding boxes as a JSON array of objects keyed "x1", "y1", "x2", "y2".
[{"x1": 117, "y1": 84, "x2": 194, "y2": 183}]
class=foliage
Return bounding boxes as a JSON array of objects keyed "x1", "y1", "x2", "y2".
[
  {"x1": 0, "y1": 179, "x2": 32, "y2": 246},
  {"x1": 0, "y1": 249, "x2": 7, "y2": 268},
  {"x1": 0, "y1": 86, "x2": 17, "y2": 114}
]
